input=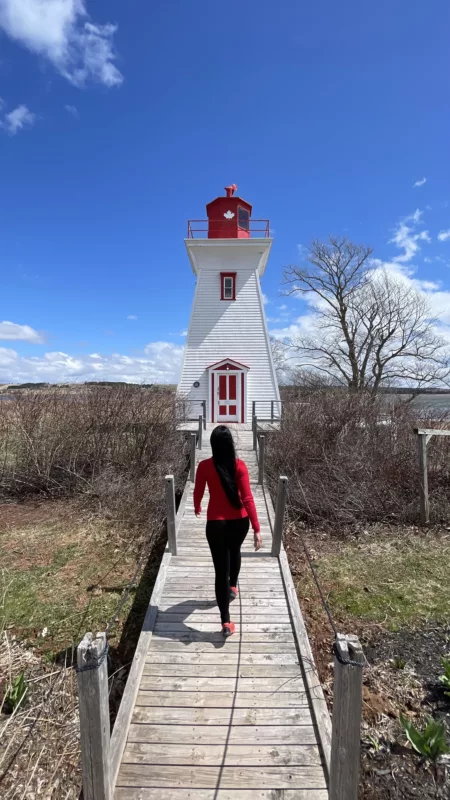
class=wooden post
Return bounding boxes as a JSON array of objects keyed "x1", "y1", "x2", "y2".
[
  {"x1": 258, "y1": 434, "x2": 265, "y2": 485},
  {"x1": 271, "y1": 400, "x2": 274, "y2": 422},
  {"x1": 271, "y1": 476, "x2": 288, "y2": 557},
  {"x1": 252, "y1": 400, "x2": 256, "y2": 418},
  {"x1": 329, "y1": 633, "x2": 365, "y2": 800},
  {"x1": 202, "y1": 400, "x2": 206, "y2": 430},
  {"x1": 165, "y1": 475, "x2": 177, "y2": 555},
  {"x1": 198, "y1": 414, "x2": 203, "y2": 449},
  {"x1": 417, "y1": 433, "x2": 430, "y2": 525},
  {"x1": 252, "y1": 415, "x2": 257, "y2": 450},
  {"x1": 77, "y1": 632, "x2": 111, "y2": 800},
  {"x1": 189, "y1": 433, "x2": 196, "y2": 482}
]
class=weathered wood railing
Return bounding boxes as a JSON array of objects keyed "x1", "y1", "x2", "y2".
[
  {"x1": 254, "y1": 423, "x2": 365, "y2": 799},
  {"x1": 414, "y1": 427, "x2": 450, "y2": 524}
]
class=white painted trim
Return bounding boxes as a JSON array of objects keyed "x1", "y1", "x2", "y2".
[
  {"x1": 185, "y1": 238, "x2": 272, "y2": 276},
  {"x1": 255, "y1": 270, "x2": 281, "y2": 406}
]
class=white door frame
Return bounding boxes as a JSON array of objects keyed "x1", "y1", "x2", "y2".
[
  {"x1": 208, "y1": 359, "x2": 249, "y2": 424},
  {"x1": 214, "y1": 370, "x2": 241, "y2": 423}
]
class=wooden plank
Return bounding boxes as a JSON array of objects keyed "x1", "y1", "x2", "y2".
[
  {"x1": 154, "y1": 623, "x2": 292, "y2": 632},
  {"x1": 132, "y1": 706, "x2": 312, "y2": 725},
  {"x1": 149, "y1": 640, "x2": 297, "y2": 654},
  {"x1": 151, "y1": 632, "x2": 296, "y2": 643},
  {"x1": 142, "y1": 664, "x2": 303, "y2": 678},
  {"x1": 126, "y1": 723, "x2": 319, "y2": 746},
  {"x1": 139, "y1": 676, "x2": 306, "y2": 692},
  {"x1": 122, "y1": 742, "x2": 322, "y2": 766},
  {"x1": 135, "y1": 691, "x2": 308, "y2": 707},
  {"x1": 110, "y1": 549, "x2": 172, "y2": 788},
  {"x1": 329, "y1": 634, "x2": 365, "y2": 800},
  {"x1": 116, "y1": 764, "x2": 326, "y2": 789},
  {"x1": 155, "y1": 614, "x2": 291, "y2": 624},
  {"x1": 165, "y1": 475, "x2": 177, "y2": 556},
  {"x1": 145, "y1": 653, "x2": 298, "y2": 665},
  {"x1": 115, "y1": 790, "x2": 328, "y2": 800},
  {"x1": 414, "y1": 427, "x2": 450, "y2": 436},
  {"x1": 77, "y1": 632, "x2": 111, "y2": 800},
  {"x1": 417, "y1": 432, "x2": 430, "y2": 524},
  {"x1": 158, "y1": 598, "x2": 289, "y2": 609}
]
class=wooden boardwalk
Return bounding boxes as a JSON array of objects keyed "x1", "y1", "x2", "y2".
[{"x1": 113, "y1": 427, "x2": 329, "y2": 799}]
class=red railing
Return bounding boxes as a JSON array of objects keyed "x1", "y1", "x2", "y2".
[{"x1": 187, "y1": 220, "x2": 271, "y2": 239}]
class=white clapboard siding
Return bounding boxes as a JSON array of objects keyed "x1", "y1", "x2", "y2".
[{"x1": 178, "y1": 240, "x2": 280, "y2": 421}]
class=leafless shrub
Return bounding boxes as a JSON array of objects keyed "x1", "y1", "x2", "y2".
[
  {"x1": 0, "y1": 385, "x2": 186, "y2": 532},
  {"x1": 265, "y1": 390, "x2": 450, "y2": 526}
]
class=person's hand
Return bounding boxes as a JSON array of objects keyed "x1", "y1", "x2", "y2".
[
  {"x1": 254, "y1": 531, "x2": 262, "y2": 551},
  {"x1": 195, "y1": 507, "x2": 202, "y2": 517}
]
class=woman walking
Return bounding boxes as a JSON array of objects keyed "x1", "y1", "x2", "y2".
[{"x1": 194, "y1": 425, "x2": 262, "y2": 637}]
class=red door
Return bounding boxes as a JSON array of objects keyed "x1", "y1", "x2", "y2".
[{"x1": 216, "y1": 372, "x2": 239, "y2": 421}]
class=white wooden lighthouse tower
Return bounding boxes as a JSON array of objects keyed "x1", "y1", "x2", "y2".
[{"x1": 178, "y1": 185, "x2": 280, "y2": 424}]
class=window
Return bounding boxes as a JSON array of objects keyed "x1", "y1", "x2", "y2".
[
  {"x1": 220, "y1": 272, "x2": 236, "y2": 301},
  {"x1": 238, "y1": 206, "x2": 250, "y2": 231}
]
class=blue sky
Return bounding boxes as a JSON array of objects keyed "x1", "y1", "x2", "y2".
[{"x1": 1, "y1": 0, "x2": 450, "y2": 384}]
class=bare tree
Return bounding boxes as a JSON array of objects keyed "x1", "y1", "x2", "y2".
[
  {"x1": 283, "y1": 237, "x2": 450, "y2": 392},
  {"x1": 270, "y1": 336, "x2": 290, "y2": 383}
]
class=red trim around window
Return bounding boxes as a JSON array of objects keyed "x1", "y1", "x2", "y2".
[
  {"x1": 211, "y1": 372, "x2": 215, "y2": 423},
  {"x1": 241, "y1": 372, "x2": 245, "y2": 423},
  {"x1": 220, "y1": 272, "x2": 236, "y2": 301}
]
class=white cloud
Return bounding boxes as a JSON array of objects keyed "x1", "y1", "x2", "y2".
[
  {"x1": 0, "y1": 341, "x2": 184, "y2": 384},
  {"x1": 0, "y1": 0, "x2": 123, "y2": 88},
  {"x1": 127, "y1": 314, "x2": 137, "y2": 320},
  {"x1": 64, "y1": 103, "x2": 78, "y2": 116},
  {"x1": 278, "y1": 304, "x2": 288, "y2": 311},
  {"x1": 0, "y1": 320, "x2": 44, "y2": 343},
  {"x1": 390, "y1": 209, "x2": 430, "y2": 264},
  {"x1": 437, "y1": 229, "x2": 450, "y2": 242},
  {"x1": 413, "y1": 177, "x2": 427, "y2": 188},
  {"x1": 262, "y1": 293, "x2": 270, "y2": 305},
  {"x1": 0, "y1": 104, "x2": 35, "y2": 134},
  {"x1": 180, "y1": 330, "x2": 187, "y2": 337}
]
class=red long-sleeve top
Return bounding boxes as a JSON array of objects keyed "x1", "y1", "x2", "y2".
[{"x1": 193, "y1": 458, "x2": 260, "y2": 533}]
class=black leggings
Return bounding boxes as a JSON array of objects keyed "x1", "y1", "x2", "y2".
[{"x1": 206, "y1": 517, "x2": 250, "y2": 624}]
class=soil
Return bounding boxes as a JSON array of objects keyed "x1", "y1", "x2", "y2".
[{"x1": 286, "y1": 524, "x2": 450, "y2": 799}]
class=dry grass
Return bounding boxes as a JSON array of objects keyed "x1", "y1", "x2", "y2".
[
  {"x1": 0, "y1": 634, "x2": 80, "y2": 799},
  {"x1": 0, "y1": 385, "x2": 186, "y2": 534}
]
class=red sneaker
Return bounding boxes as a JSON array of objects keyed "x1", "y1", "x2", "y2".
[
  {"x1": 229, "y1": 586, "x2": 239, "y2": 601},
  {"x1": 222, "y1": 621, "x2": 235, "y2": 638}
]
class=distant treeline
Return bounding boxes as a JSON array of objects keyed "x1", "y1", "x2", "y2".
[{"x1": 4, "y1": 381, "x2": 176, "y2": 391}]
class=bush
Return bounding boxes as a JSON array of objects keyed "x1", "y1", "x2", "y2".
[
  {"x1": 0, "y1": 385, "x2": 186, "y2": 532},
  {"x1": 265, "y1": 389, "x2": 450, "y2": 526}
]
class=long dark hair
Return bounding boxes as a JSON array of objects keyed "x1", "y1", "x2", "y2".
[{"x1": 210, "y1": 425, "x2": 242, "y2": 509}]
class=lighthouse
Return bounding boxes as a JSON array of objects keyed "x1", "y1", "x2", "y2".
[{"x1": 178, "y1": 185, "x2": 280, "y2": 424}]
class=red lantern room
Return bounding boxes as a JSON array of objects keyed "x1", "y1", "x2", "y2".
[{"x1": 206, "y1": 184, "x2": 252, "y2": 239}]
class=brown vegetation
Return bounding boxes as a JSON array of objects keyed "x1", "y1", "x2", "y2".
[
  {"x1": 265, "y1": 389, "x2": 450, "y2": 526},
  {"x1": 0, "y1": 385, "x2": 187, "y2": 534}
]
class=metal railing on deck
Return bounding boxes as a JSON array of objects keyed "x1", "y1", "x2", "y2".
[{"x1": 187, "y1": 219, "x2": 270, "y2": 238}]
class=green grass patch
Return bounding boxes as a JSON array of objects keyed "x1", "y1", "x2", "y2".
[
  {"x1": 304, "y1": 533, "x2": 450, "y2": 630},
  {"x1": 0, "y1": 508, "x2": 141, "y2": 660}
]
